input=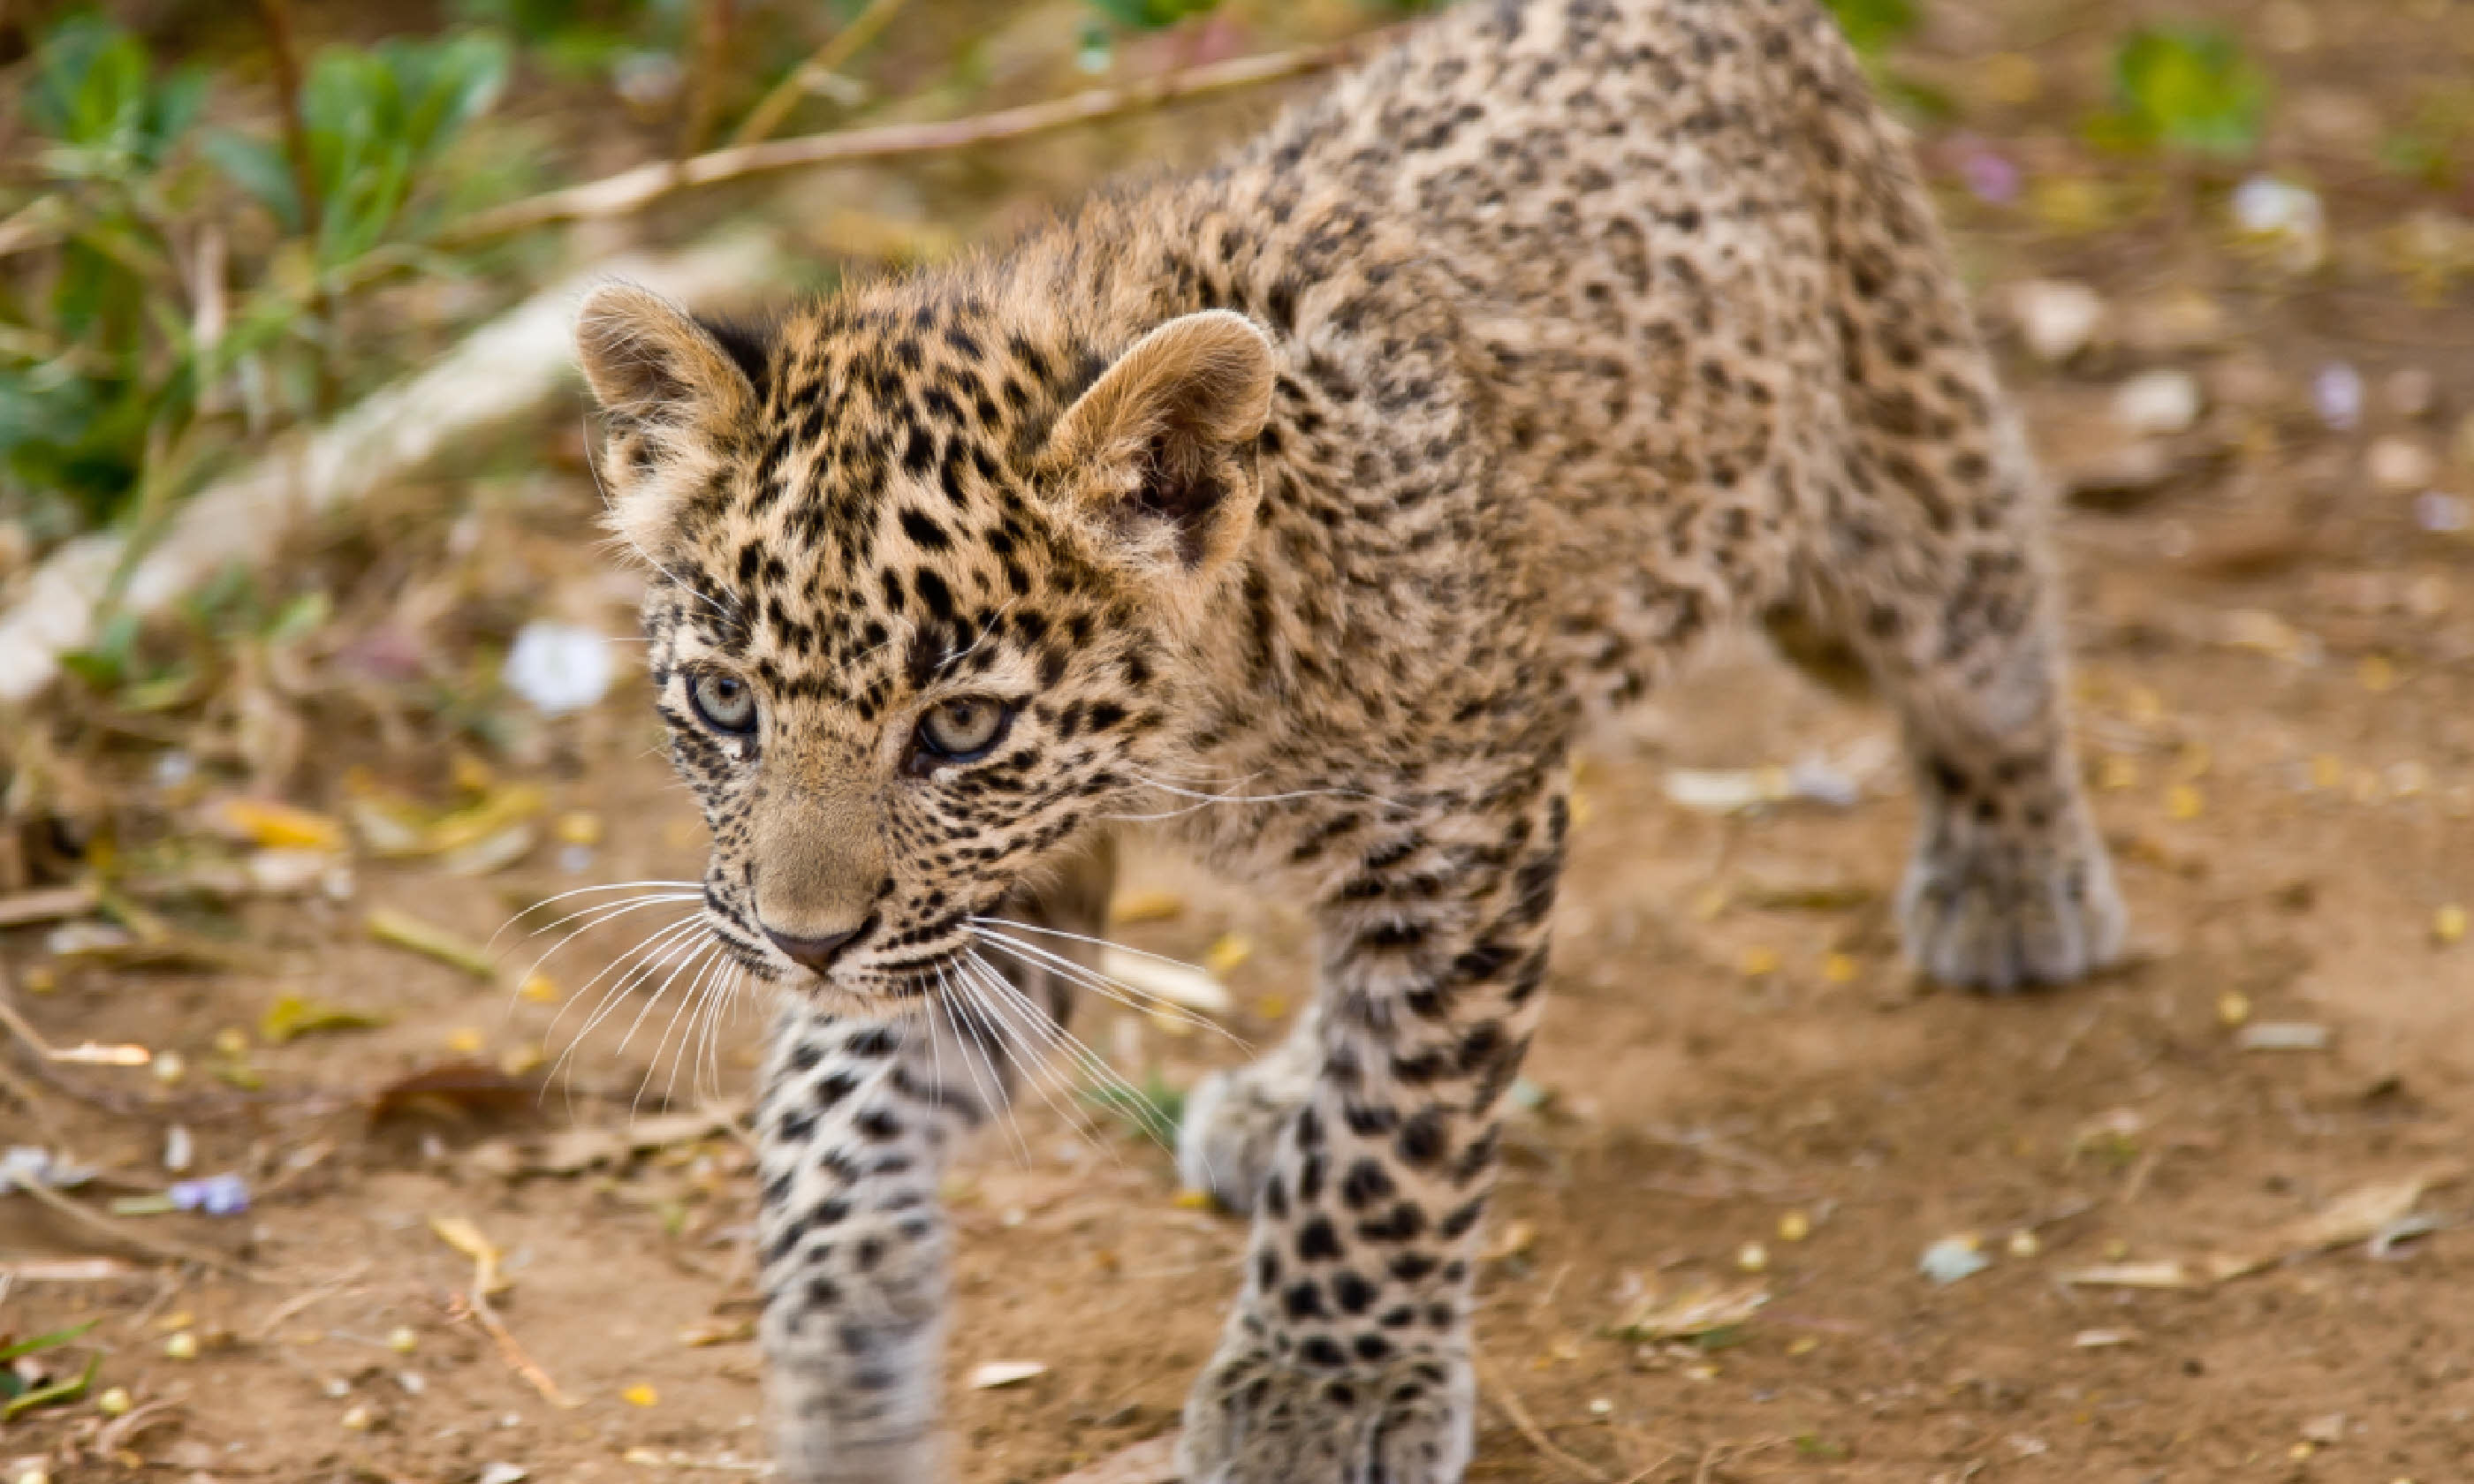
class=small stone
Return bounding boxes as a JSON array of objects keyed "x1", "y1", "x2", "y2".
[
  {"x1": 164, "y1": 1330, "x2": 199, "y2": 1360},
  {"x1": 478, "y1": 1466, "x2": 529, "y2": 1484},
  {"x1": 340, "y1": 1404, "x2": 374, "y2": 1430},
  {"x1": 388, "y1": 1326, "x2": 418, "y2": 1353},
  {"x1": 2386, "y1": 367, "x2": 2438, "y2": 420},
  {"x1": 1588, "y1": 1397, "x2": 1614, "y2": 1416},
  {"x1": 151, "y1": 1050, "x2": 186, "y2": 1086},
  {"x1": 2217, "y1": 990, "x2": 2252, "y2": 1026},
  {"x1": 1736, "y1": 1241, "x2": 1769, "y2": 1273},
  {"x1": 1778, "y1": 1210, "x2": 1812, "y2": 1242},
  {"x1": 1919, "y1": 1234, "x2": 1991, "y2": 1285},
  {"x1": 2369, "y1": 438, "x2": 2437, "y2": 494},
  {"x1": 2112, "y1": 369, "x2": 2202, "y2": 436},
  {"x1": 2007, "y1": 1230, "x2": 2041, "y2": 1258},
  {"x1": 2009, "y1": 279, "x2": 2104, "y2": 363},
  {"x1": 2314, "y1": 363, "x2": 2364, "y2": 430},
  {"x1": 2302, "y1": 1412, "x2": 2347, "y2": 1445},
  {"x1": 96, "y1": 1386, "x2": 133, "y2": 1416}
]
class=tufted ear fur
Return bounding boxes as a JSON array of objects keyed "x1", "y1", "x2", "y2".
[
  {"x1": 1040, "y1": 310, "x2": 1275, "y2": 588},
  {"x1": 575, "y1": 282, "x2": 761, "y2": 559}
]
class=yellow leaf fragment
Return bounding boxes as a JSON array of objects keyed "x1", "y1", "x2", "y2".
[
  {"x1": 211, "y1": 798, "x2": 346, "y2": 852},
  {"x1": 368, "y1": 908, "x2": 497, "y2": 981},
  {"x1": 429, "y1": 1214, "x2": 511, "y2": 1296},
  {"x1": 261, "y1": 993, "x2": 390, "y2": 1045},
  {"x1": 1203, "y1": 933, "x2": 1252, "y2": 976},
  {"x1": 622, "y1": 1382, "x2": 658, "y2": 1407},
  {"x1": 1107, "y1": 890, "x2": 1186, "y2": 926}
]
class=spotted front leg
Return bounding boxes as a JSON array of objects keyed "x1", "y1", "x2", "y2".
[
  {"x1": 755, "y1": 843, "x2": 1112, "y2": 1482},
  {"x1": 755, "y1": 1007, "x2": 970, "y2": 1484},
  {"x1": 1179, "y1": 784, "x2": 1567, "y2": 1484}
]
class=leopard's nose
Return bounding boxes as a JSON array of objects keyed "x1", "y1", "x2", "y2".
[{"x1": 763, "y1": 917, "x2": 870, "y2": 975}]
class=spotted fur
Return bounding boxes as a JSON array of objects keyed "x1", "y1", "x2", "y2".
[{"x1": 574, "y1": 0, "x2": 2125, "y2": 1478}]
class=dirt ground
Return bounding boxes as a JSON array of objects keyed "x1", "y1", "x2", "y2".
[{"x1": 8, "y1": 2, "x2": 2474, "y2": 1481}]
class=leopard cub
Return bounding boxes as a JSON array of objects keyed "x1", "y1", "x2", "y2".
[{"x1": 572, "y1": 0, "x2": 2125, "y2": 1478}]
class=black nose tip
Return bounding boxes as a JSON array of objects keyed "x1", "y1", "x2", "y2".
[{"x1": 763, "y1": 918, "x2": 869, "y2": 975}]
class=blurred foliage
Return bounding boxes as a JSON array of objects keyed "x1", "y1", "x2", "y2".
[
  {"x1": 2091, "y1": 26, "x2": 2267, "y2": 159},
  {"x1": 1, "y1": 12, "x2": 515, "y2": 544},
  {"x1": 1823, "y1": 0, "x2": 1917, "y2": 57},
  {"x1": 1085, "y1": 0, "x2": 1224, "y2": 33}
]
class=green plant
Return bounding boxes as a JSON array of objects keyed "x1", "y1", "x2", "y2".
[
  {"x1": 1823, "y1": 0, "x2": 1917, "y2": 57},
  {"x1": 2092, "y1": 25, "x2": 2268, "y2": 159},
  {"x1": 1083, "y1": 0, "x2": 1222, "y2": 34},
  {"x1": 1, "y1": 13, "x2": 513, "y2": 548}
]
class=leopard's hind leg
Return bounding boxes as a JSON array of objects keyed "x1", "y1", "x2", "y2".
[{"x1": 1767, "y1": 64, "x2": 2124, "y2": 992}]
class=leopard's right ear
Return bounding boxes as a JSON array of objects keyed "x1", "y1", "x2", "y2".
[
  {"x1": 575, "y1": 283, "x2": 762, "y2": 559},
  {"x1": 576, "y1": 283, "x2": 759, "y2": 428}
]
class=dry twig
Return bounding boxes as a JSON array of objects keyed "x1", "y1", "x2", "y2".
[
  {"x1": 444, "y1": 32, "x2": 1393, "y2": 244},
  {"x1": 731, "y1": 0, "x2": 912, "y2": 148},
  {"x1": 1475, "y1": 1352, "x2": 1609, "y2": 1481},
  {"x1": 11, "y1": 1175, "x2": 248, "y2": 1276},
  {"x1": 452, "y1": 1289, "x2": 579, "y2": 1409}
]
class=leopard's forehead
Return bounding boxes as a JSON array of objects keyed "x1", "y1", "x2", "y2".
[{"x1": 649, "y1": 289, "x2": 1116, "y2": 722}]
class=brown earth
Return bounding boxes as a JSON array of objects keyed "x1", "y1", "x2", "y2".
[{"x1": 7, "y1": 2, "x2": 2474, "y2": 1481}]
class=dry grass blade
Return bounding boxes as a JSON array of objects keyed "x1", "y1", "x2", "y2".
[
  {"x1": 1475, "y1": 1352, "x2": 1610, "y2": 1481},
  {"x1": 444, "y1": 33, "x2": 1400, "y2": 243},
  {"x1": 1045, "y1": 1435, "x2": 1180, "y2": 1483},
  {"x1": 730, "y1": 0, "x2": 913, "y2": 148},
  {"x1": 10, "y1": 1176, "x2": 249, "y2": 1276}
]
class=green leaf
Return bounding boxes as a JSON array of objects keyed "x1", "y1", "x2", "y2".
[
  {"x1": 2105, "y1": 26, "x2": 2267, "y2": 159},
  {"x1": 1825, "y1": 0, "x2": 1916, "y2": 57},
  {"x1": 0, "y1": 1351, "x2": 101, "y2": 1420},
  {"x1": 1084, "y1": 0, "x2": 1220, "y2": 33},
  {"x1": 201, "y1": 129, "x2": 303, "y2": 232},
  {"x1": 0, "y1": 1318, "x2": 99, "y2": 1364}
]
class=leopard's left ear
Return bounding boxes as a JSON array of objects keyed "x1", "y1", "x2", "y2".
[{"x1": 1041, "y1": 310, "x2": 1275, "y2": 583}]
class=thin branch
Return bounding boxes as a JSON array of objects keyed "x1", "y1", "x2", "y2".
[
  {"x1": 11, "y1": 1176, "x2": 251, "y2": 1276},
  {"x1": 729, "y1": 0, "x2": 912, "y2": 148},
  {"x1": 251, "y1": 0, "x2": 323, "y2": 244},
  {"x1": 674, "y1": 0, "x2": 738, "y2": 159},
  {"x1": 442, "y1": 30, "x2": 1393, "y2": 246},
  {"x1": 1474, "y1": 1352, "x2": 1611, "y2": 1482}
]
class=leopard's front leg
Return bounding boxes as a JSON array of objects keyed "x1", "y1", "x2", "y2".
[
  {"x1": 1180, "y1": 784, "x2": 1567, "y2": 1484},
  {"x1": 755, "y1": 1006, "x2": 971, "y2": 1484}
]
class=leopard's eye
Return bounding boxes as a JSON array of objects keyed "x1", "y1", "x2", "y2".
[
  {"x1": 914, "y1": 696, "x2": 1011, "y2": 763},
  {"x1": 687, "y1": 671, "x2": 758, "y2": 735}
]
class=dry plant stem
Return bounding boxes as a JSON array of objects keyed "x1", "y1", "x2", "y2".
[
  {"x1": 445, "y1": 31, "x2": 1395, "y2": 244},
  {"x1": 452, "y1": 1289, "x2": 580, "y2": 1408},
  {"x1": 252, "y1": 0, "x2": 323, "y2": 240},
  {"x1": 729, "y1": 0, "x2": 912, "y2": 148},
  {"x1": 252, "y1": 0, "x2": 337, "y2": 408},
  {"x1": 675, "y1": 0, "x2": 738, "y2": 158},
  {"x1": 1475, "y1": 1352, "x2": 1610, "y2": 1482},
  {"x1": 11, "y1": 1174, "x2": 248, "y2": 1276}
]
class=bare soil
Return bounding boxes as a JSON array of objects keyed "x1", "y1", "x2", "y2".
[{"x1": 7, "y1": 4, "x2": 2474, "y2": 1481}]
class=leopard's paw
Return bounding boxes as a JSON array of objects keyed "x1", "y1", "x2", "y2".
[
  {"x1": 1177, "y1": 1056, "x2": 1312, "y2": 1215},
  {"x1": 1900, "y1": 805, "x2": 2125, "y2": 992},
  {"x1": 1178, "y1": 1337, "x2": 1473, "y2": 1484}
]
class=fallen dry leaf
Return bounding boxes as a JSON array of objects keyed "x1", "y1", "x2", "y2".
[{"x1": 1612, "y1": 1281, "x2": 1769, "y2": 1341}]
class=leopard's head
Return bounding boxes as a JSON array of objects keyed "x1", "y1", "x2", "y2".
[{"x1": 574, "y1": 279, "x2": 1271, "y2": 1010}]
